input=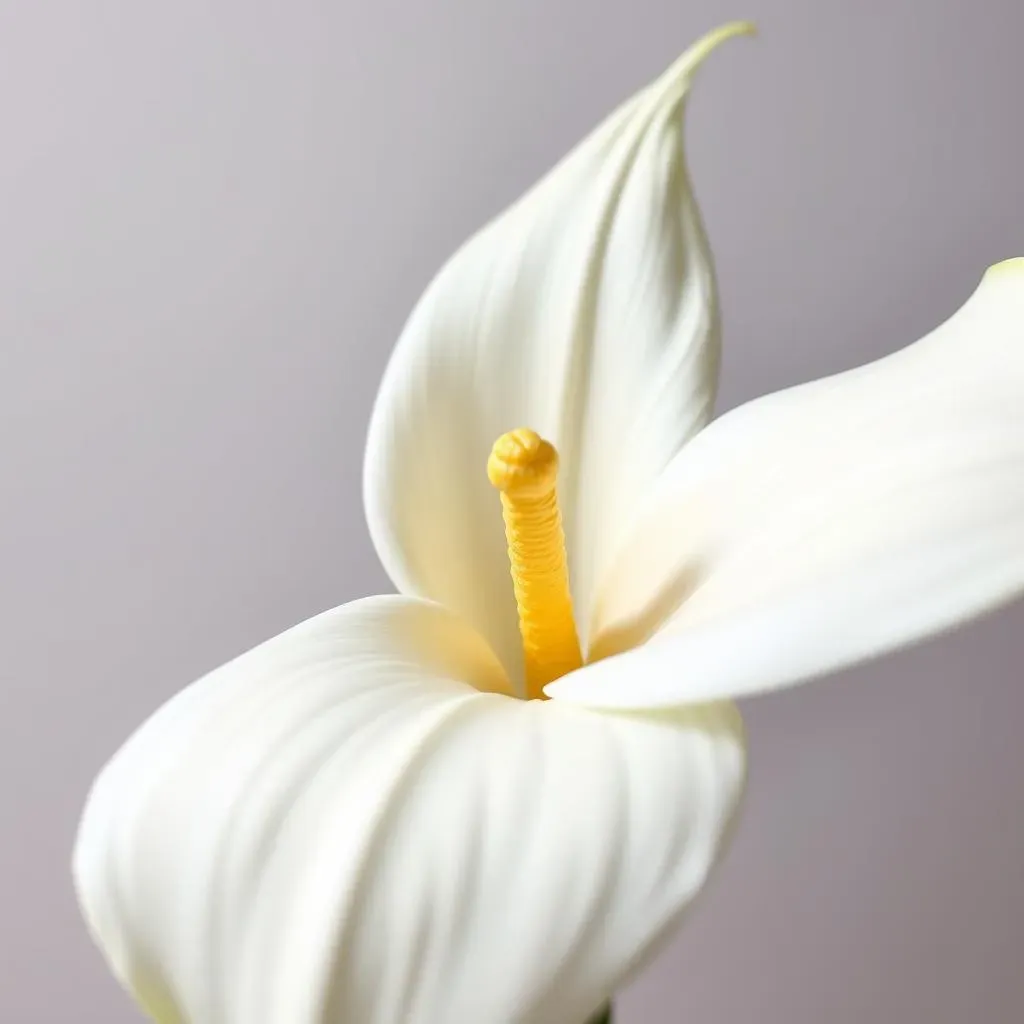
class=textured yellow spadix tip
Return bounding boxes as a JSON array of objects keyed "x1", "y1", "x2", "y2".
[
  {"x1": 487, "y1": 428, "x2": 559, "y2": 495},
  {"x1": 488, "y1": 428, "x2": 582, "y2": 699}
]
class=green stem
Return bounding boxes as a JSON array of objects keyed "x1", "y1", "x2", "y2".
[{"x1": 587, "y1": 1004, "x2": 613, "y2": 1024}]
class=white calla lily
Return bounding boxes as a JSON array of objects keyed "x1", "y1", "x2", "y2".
[{"x1": 74, "y1": 19, "x2": 1024, "y2": 1024}]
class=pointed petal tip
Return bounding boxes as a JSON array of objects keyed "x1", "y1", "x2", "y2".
[
  {"x1": 654, "y1": 20, "x2": 756, "y2": 95},
  {"x1": 985, "y1": 256, "x2": 1024, "y2": 280},
  {"x1": 681, "y1": 19, "x2": 758, "y2": 68}
]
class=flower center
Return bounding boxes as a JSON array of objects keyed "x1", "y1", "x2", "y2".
[{"x1": 488, "y1": 428, "x2": 582, "y2": 699}]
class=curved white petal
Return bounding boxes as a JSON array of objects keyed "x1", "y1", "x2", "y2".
[
  {"x1": 364, "y1": 24, "x2": 754, "y2": 684},
  {"x1": 547, "y1": 258, "x2": 1024, "y2": 708},
  {"x1": 74, "y1": 596, "x2": 744, "y2": 1024}
]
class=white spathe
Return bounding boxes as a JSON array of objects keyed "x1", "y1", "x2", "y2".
[
  {"x1": 74, "y1": 16, "x2": 1024, "y2": 1024},
  {"x1": 364, "y1": 24, "x2": 748, "y2": 681},
  {"x1": 549, "y1": 259, "x2": 1024, "y2": 706},
  {"x1": 74, "y1": 598, "x2": 743, "y2": 1024}
]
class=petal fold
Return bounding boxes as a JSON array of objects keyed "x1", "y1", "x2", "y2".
[
  {"x1": 74, "y1": 596, "x2": 744, "y2": 1023},
  {"x1": 364, "y1": 24, "x2": 754, "y2": 682},
  {"x1": 549, "y1": 259, "x2": 1024, "y2": 707}
]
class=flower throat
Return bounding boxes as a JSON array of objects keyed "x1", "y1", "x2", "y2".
[{"x1": 488, "y1": 428, "x2": 582, "y2": 699}]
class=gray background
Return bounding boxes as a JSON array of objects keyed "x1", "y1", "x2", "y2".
[{"x1": 3, "y1": 0, "x2": 1022, "y2": 1021}]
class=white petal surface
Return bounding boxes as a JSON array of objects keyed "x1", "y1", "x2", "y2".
[
  {"x1": 548, "y1": 259, "x2": 1024, "y2": 707},
  {"x1": 364, "y1": 24, "x2": 753, "y2": 684},
  {"x1": 74, "y1": 596, "x2": 744, "y2": 1024}
]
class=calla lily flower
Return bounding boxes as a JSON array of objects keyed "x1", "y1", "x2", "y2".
[{"x1": 74, "y1": 20, "x2": 1024, "y2": 1024}]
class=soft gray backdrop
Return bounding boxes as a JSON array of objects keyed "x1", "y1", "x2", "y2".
[{"x1": 3, "y1": 0, "x2": 1022, "y2": 1021}]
